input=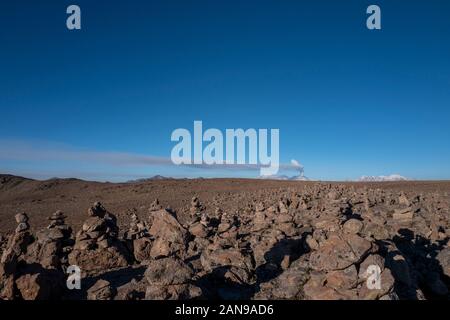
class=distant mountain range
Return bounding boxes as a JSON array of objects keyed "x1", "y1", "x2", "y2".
[
  {"x1": 126, "y1": 175, "x2": 173, "y2": 183},
  {"x1": 1, "y1": 173, "x2": 412, "y2": 183},
  {"x1": 358, "y1": 174, "x2": 409, "y2": 182}
]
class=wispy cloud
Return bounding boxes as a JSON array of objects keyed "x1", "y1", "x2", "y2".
[
  {"x1": 0, "y1": 139, "x2": 171, "y2": 166},
  {"x1": 0, "y1": 139, "x2": 301, "y2": 180}
]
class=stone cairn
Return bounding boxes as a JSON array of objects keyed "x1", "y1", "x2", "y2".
[
  {"x1": 2, "y1": 214, "x2": 33, "y2": 264},
  {"x1": 68, "y1": 202, "x2": 130, "y2": 273},
  {"x1": 209, "y1": 209, "x2": 239, "y2": 251},
  {"x1": 49, "y1": 211, "x2": 72, "y2": 267},
  {"x1": 187, "y1": 196, "x2": 211, "y2": 239},
  {"x1": 1, "y1": 213, "x2": 64, "y2": 300},
  {"x1": 26, "y1": 210, "x2": 73, "y2": 270},
  {"x1": 144, "y1": 206, "x2": 196, "y2": 299},
  {"x1": 48, "y1": 210, "x2": 68, "y2": 228},
  {"x1": 189, "y1": 196, "x2": 204, "y2": 219},
  {"x1": 76, "y1": 202, "x2": 119, "y2": 249},
  {"x1": 15, "y1": 213, "x2": 30, "y2": 234},
  {"x1": 46, "y1": 210, "x2": 72, "y2": 244},
  {"x1": 217, "y1": 210, "x2": 239, "y2": 239},
  {"x1": 186, "y1": 197, "x2": 214, "y2": 260},
  {"x1": 0, "y1": 214, "x2": 22, "y2": 300},
  {"x1": 125, "y1": 212, "x2": 149, "y2": 240},
  {"x1": 125, "y1": 211, "x2": 153, "y2": 263},
  {"x1": 247, "y1": 198, "x2": 302, "y2": 275},
  {"x1": 147, "y1": 198, "x2": 163, "y2": 227},
  {"x1": 391, "y1": 192, "x2": 414, "y2": 223}
]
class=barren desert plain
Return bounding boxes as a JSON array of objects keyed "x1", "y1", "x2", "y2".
[{"x1": 0, "y1": 174, "x2": 449, "y2": 300}]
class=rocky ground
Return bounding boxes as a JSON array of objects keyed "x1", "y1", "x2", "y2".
[{"x1": 0, "y1": 174, "x2": 449, "y2": 300}]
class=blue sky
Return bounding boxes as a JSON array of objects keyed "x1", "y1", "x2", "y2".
[{"x1": 0, "y1": 0, "x2": 449, "y2": 181}]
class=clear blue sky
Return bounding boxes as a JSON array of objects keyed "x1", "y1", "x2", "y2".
[{"x1": 0, "y1": 0, "x2": 449, "y2": 181}]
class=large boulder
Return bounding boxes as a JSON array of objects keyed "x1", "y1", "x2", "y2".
[
  {"x1": 68, "y1": 245, "x2": 129, "y2": 273},
  {"x1": 15, "y1": 268, "x2": 64, "y2": 300},
  {"x1": 145, "y1": 257, "x2": 194, "y2": 286},
  {"x1": 254, "y1": 259, "x2": 310, "y2": 299},
  {"x1": 303, "y1": 271, "x2": 357, "y2": 300},
  {"x1": 149, "y1": 209, "x2": 189, "y2": 259},
  {"x1": 436, "y1": 248, "x2": 450, "y2": 278},
  {"x1": 309, "y1": 233, "x2": 371, "y2": 271},
  {"x1": 144, "y1": 257, "x2": 201, "y2": 300},
  {"x1": 200, "y1": 248, "x2": 254, "y2": 272}
]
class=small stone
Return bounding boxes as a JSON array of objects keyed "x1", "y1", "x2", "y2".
[
  {"x1": 149, "y1": 199, "x2": 162, "y2": 211},
  {"x1": 392, "y1": 211, "x2": 413, "y2": 221},
  {"x1": 15, "y1": 213, "x2": 29, "y2": 223},
  {"x1": 87, "y1": 279, "x2": 115, "y2": 300},
  {"x1": 325, "y1": 265, "x2": 358, "y2": 290},
  {"x1": 189, "y1": 223, "x2": 209, "y2": 238},
  {"x1": 88, "y1": 202, "x2": 107, "y2": 217},
  {"x1": 15, "y1": 222, "x2": 29, "y2": 233},
  {"x1": 97, "y1": 238, "x2": 111, "y2": 249},
  {"x1": 280, "y1": 255, "x2": 290, "y2": 270},
  {"x1": 49, "y1": 210, "x2": 66, "y2": 220},
  {"x1": 46, "y1": 228, "x2": 65, "y2": 240},
  {"x1": 305, "y1": 235, "x2": 319, "y2": 251},
  {"x1": 86, "y1": 231, "x2": 102, "y2": 239},
  {"x1": 74, "y1": 239, "x2": 96, "y2": 251},
  {"x1": 327, "y1": 190, "x2": 339, "y2": 200},
  {"x1": 398, "y1": 193, "x2": 410, "y2": 206},
  {"x1": 342, "y1": 219, "x2": 363, "y2": 234},
  {"x1": 255, "y1": 202, "x2": 265, "y2": 212}
]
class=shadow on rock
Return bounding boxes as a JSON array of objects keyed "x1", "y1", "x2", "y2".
[
  {"x1": 195, "y1": 236, "x2": 306, "y2": 299},
  {"x1": 378, "y1": 228, "x2": 449, "y2": 300},
  {"x1": 65, "y1": 265, "x2": 146, "y2": 300}
]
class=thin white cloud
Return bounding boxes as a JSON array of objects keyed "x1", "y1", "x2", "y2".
[
  {"x1": 0, "y1": 138, "x2": 170, "y2": 166},
  {"x1": 0, "y1": 138, "x2": 301, "y2": 175}
]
